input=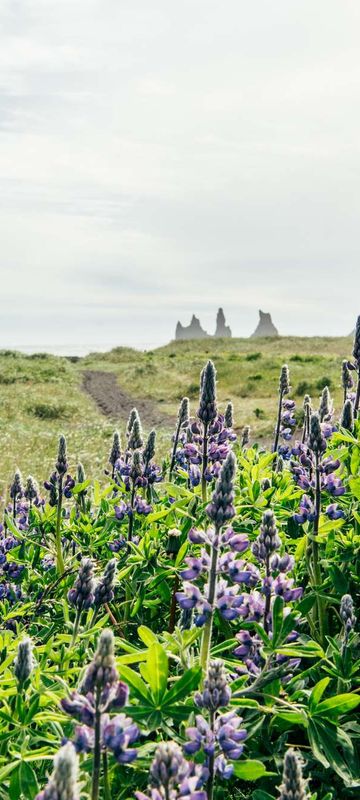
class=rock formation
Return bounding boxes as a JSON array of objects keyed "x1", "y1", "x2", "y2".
[
  {"x1": 214, "y1": 308, "x2": 232, "y2": 338},
  {"x1": 175, "y1": 315, "x2": 210, "y2": 340},
  {"x1": 175, "y1": 308, "x2": 232, "y2": 341},
  {"x1": 251, "y1": 310, "x2": 279, "y2": 338}
]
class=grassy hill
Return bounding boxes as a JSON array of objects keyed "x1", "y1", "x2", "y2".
[{"x1": 0, "y1": 335, "x2": 353, "y2": 493}]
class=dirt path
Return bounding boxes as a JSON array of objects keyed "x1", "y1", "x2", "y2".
[{"x1": 82, "y1": 370, "x2": 173, "y2": 429}]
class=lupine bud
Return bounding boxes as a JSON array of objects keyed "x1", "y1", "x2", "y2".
[
  {"x1": 128, "y1": 414, "x2": 143, "y2": 450},
  {"x1": 241, "y1": 425, "x2": 250, "y2": 447},
  {"x1": 14, "y1": 637, "x2": 34, "y2": 685},
  {"x1": 278, "y1": 748, "x2": 307, "y2": 800},
  {"x1": 126, "y1": 408, "x2": 138, "y2": 436},
  {"x1": 178, "y1": 397, "x2": 190, "y2": 426},
  {"x1": 341, "y1": 399, "x2": 354, "y2": 432},
  {"x1": 35, "y1": 742, "x2": 79, "y2": 800},
  {"x1": 206, "y1": 451, "x2": 236, "y2": 526},
  {"x1": 252, "y1": 510, "x2": 281, "y2": 562},
  {"x1": 131, "y1": 450, "x2": 143, "y2": 481},
  {"x1": 353, "y1": 315, "x2": 360, "y2": 365},
  {"x1": 10, "y1": 469, "x2": 23, "y2": 500},
  {"x1": 77, "y1": 463, "x2": 86, "y2": 484},
  {"x1": 225, "y1": 402, "x2": 233, "y2": 428},
  {"x1": 94, "y1": 559, "x2": 117, "y2": 606},
  {"x1": 109, "y1": 431, "x2": 121, "y2": 468},
  {"x1": 318, "y1": 386, "x2": 332, "y2": 422},
  {"x1": 303, "y1": 394, "x2": 311, "y2": 409},
  {"x1": 24, "y1": 475, "x2": 38, "y2": 503},
  {"x1": 81, "y1": 629, "x2": 118, "y2": 693},
  {"x1": 198, "y1": 360, "x2": 217, "y2": 425},
  {"x1": 195, "y1": 659, "x2": 231, "y2": 710},
  {"x1": 262, "y1": 478, "x2": 271, "y2": 491},
  {"x1": 340, "y1": 594, "x2": 356, "y2": 636},
  {"x1": 143, "y1": 430, "x2": 156, "y2": 466},
  {"x1": 342, "y1": 360, "x2": 353, "y2": 392},
  {"x1": 68, "y1": 558, "x2": 95, "y2": 609},
  {"x1": 276, "y1": 455, "x2": 284, "y2": 473},
  {"x1": 280, "y1": 365, "x2": 290, "y2": 395},
  {"x1": 308, "y1": 413, "x2": 326, "y2": 455},
  {"x1": 150, "y1": 741, "x2": 188, "y2": 789},
  {"x1": 56, "y1": 435, "x2": 68, "y2": 477}
]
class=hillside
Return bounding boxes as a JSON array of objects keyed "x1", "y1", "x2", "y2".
[{"x1": 0, "y1": 335, "x2": 353, "y2": 488}]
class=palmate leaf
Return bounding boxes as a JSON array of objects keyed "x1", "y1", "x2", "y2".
[
  {"x1": 162, "y1": 666, "x2": 202, "y2": 707},
  {"x1": 140, "y1": 644, "x2": 168, "y2": 704},
  {"x1": 118, "y1": 664, "x2": 152, "y2": 705},
  {"x1": 308, "y1": 719, "x2": 359, "y2": 785}
]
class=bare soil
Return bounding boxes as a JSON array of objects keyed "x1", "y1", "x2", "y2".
[{"x1": 82, "y1": 370, "x2": 173, "y2": 429}]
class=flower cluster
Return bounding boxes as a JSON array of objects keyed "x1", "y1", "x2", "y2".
[
  {"x1": 172, "y1": 362, "x2": 236, "y2": 486},
  {"x1": 68, "y1": 558, "x2": 117, "y2": 612},
  {"x1": 184, "y1": 660, "x2": 247, "y2": 781},
  {"x1": 292, "y1": 414, "x2": 346, "y2": 523},
  {"x1": 62, "y1": 630, "x2": 138, "y2": 764},
  {"x1": 136, "y1": 741, "x2": 207, "y2": 800},
  {"x1": 35, "y1": 742, "x2": 79, "y2": 800},
  {"x1": 274, "y1": 365, "x2": 297, "y2": 458}
]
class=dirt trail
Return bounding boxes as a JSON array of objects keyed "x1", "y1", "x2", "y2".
[{"x1": 82, "y1": 370, "x2": 173, "y2": 429}]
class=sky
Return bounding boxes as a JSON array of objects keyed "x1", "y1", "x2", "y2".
[{"x1": 0, "y1": 0, "x2": 359, "y2": 353}]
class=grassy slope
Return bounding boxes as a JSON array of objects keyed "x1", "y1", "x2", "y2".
[{"x1": 0, "y1": 336, "x2": 353, "y2": 493}]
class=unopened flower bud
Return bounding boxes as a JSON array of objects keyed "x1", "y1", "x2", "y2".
[
  {"x1": 195, "y1": 659, "x2": 231, "y2": 710},
  {"x1": 14, "y1": 637, "x2": 35, "y2": 685},
  {"x1": 252, "y1": 509, "x2": 281, "y2": 562},
  {"x1": 278, "y1": 748, "x2": 307, "y2": 800},
  {"x1": 35, "y1": 742, "x2": 79, "y2": 800},
  {"x1": 341, "y1": 399, "x2": 354, "y2": 432},
  {"x1": 206, "y1": 451, "x2": 236, "y2": 527},
  {"x1": 56, "y1": 435, "x2": 68, "y2": 477},
  {"x1": 198, "y1": 360, "x2": 217, "y2": 425}
]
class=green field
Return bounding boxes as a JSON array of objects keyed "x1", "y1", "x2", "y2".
[{"x1": 0, "y1": 335, "x2": 353, "y2": 493}]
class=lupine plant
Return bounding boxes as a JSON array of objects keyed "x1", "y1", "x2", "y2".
[{"x1": 1, "y1": 326, "x2": 360, "y2": 800}]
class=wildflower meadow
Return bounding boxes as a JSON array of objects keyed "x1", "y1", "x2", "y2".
[{"x1": 1, "y1": 321, "x2": 360, "y2": 800}]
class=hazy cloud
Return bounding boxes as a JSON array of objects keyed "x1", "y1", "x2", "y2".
[{"x1": 0, "y1": 0, "x2": 359, "y2": 351}]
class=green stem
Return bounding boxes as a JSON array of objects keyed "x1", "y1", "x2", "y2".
[
  {"x1": 128, "y1": 485, "x2": 136, "y2": 542},
  {"x1": 311, "y1": 454, "x2": 324, "y2": 644},
  {"x1": 200, "y1": 527, "x2": 219, "y2": 675},
  {"x1": 201, "y1": 423, "x2": 209, "y2": 503},
  {"x1": 207, "y1": 710, "x2": 215, "y2": 800},
  {"x1": 103, "y1": 750, "x2": 111, "y2": 800},
  {"x1": 55, "y1": 476, "x2": 65, "y2": 575},
  {"x1": 273, "y1": 388, "x2": 283, "y2": 454},
  {"x1": 169, "y1": 418, "x2": 181, "y2": 479},
  {"x1": 71, "y1": 606, "x2": 83, "y2": 647},
  {"x1": 91, "y1": 687, "x2": 101, "y2": 800}
]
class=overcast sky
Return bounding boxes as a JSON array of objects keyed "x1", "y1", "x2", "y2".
[{"x1": 0, "y1": 1, "x2": 359, "y2": 352}]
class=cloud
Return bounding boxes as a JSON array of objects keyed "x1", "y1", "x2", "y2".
[{"x1": 0, "y1": 0, "x2": 359, "y2": 350}]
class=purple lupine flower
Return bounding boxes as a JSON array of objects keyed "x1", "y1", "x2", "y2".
[
  {"x1": 252, "y1": 510, "x2": 281, "y2": 562},
  {"x1": 325, "y1": 503, "x2": 345, "y2": 520},
  {"x1": 68, "y1": 558, "x2": 95, "y2": 610},
  {"x1": 94, "y1": 559, "x2": 117, "y2": 607},
  {"x1": 323, "y1": 474, "x2": 345, "y2": 496},
  {"x1": 272, "y1": 575, "x2": 303, "y2": 602},
  {"x1": 35, "y1": 742, "x2": 79, "y2": 800},
  {"x1": 114, "y1": 501, "x2": 130, "y2": 520},
  {"x1": 206, "y1": 451, "x2": 236, "y2": 527},
  {"x1": 194, "y1": 660, "x2": 231, "y2": 711},
  {"x1": 134, "y1": 496, "x2": 152, "y2": 515},
  {"x1": 293, "y1": 494, "x2": 316, "y2": 524},
  {"x1": 221, "y1": 528, "x2": 249, "y2": 553},
  {"x1": 81, "y1": 629, "x2": 118, "y2": 694},
  {"x1": 102, "y1": 714, "x2": 138, "y2": 763}
]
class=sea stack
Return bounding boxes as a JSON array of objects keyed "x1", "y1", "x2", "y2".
[
  {"x1": 175, "y1": 314, "x2": 210, "y2": 340},
  {"x1": 214, "y1": 308, "x2": 232, "y2": 338},
  {"x1": 251, "y1": 310, "x2": 279, "y2": 338}
]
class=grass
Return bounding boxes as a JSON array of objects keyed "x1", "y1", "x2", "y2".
[{"x1": 0, "y1": 335, "x2": 353, "y2": 493}]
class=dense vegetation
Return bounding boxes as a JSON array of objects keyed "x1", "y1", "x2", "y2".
[{"x1": 0, "y1": 325, "x2": 359, "y2": 799}]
